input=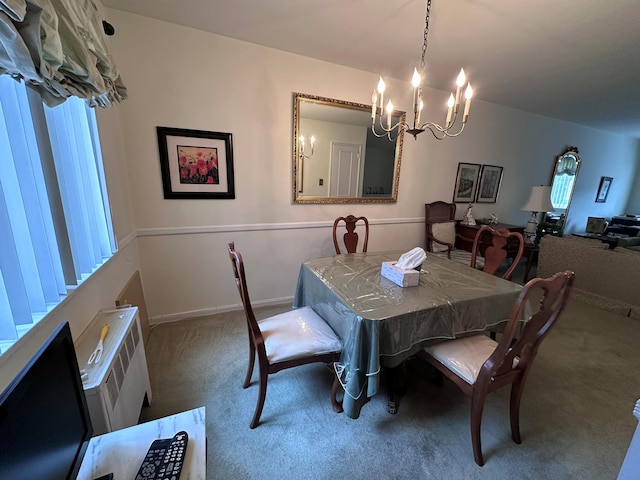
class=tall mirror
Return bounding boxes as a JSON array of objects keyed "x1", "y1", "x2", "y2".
[
  {"x1": 547, "y1": 146, "x2": 581, "y2": 226},
  {"x1": 292, "y1": 92, "x2": 405, "y2": 204}
]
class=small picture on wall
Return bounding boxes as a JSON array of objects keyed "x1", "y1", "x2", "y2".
[
  {"x1": 595, "y1": 176, "x2": 613, "y2": 203},
  {"x1": 157, "y1": 126, "x2": 235, "y2": 199},
  {"x1": 475, "y1": 165, "x2": 504, "y2": 203},
  {"x1": 453, "y1": 163, "x2": 481, "y2": 203}
]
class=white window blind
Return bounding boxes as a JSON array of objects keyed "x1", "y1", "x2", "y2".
[{"x1": 0, "y1": 76, "x2": 116, "y2": 352}]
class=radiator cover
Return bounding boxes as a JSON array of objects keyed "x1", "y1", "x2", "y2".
[{"x1": 75, "y1": 307, "x2": 152, "y2": 435}]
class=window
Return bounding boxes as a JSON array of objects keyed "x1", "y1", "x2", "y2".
[
  {"x1": 0, "y1": 76, "x2": 116, "y2": 353},
  {"x1": 550, "y1": 174, "x2": 575, "y2": 210}
]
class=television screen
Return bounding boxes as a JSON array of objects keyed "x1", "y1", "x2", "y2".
[{"x1": 0, "y1": 322, "x2": 93, "y2": 479}]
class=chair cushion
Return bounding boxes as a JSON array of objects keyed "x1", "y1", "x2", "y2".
[
  {"x1": 259, "y1": 306, "x2": 342, "y2": 363},
  {"x1": 431, "y1": 221, "x2": 456, "y2": 252},
  {"x1": 432, "y1": 248, "x2": 485, "y2": 269},
  {"x1": 424, "y1": 335, "x2": 498, "y2": 385}
]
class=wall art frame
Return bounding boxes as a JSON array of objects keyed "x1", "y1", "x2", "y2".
[
  {"x1": 452, "y1": 162, "x2": 481, "y2": 203},
  {"x1": 475, "y1": 164, "x2": 504, "y2": 203},
  {"x1": 157, "y1": 126, "x2": 235, "y2": 199},
  {"x1": 595, "y1": 176, "x2": 612, "y2": 203}
]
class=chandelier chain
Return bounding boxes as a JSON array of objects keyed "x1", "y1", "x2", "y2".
[{"x1": 419, "y1": 0, "x2": 432, "y2": 77}]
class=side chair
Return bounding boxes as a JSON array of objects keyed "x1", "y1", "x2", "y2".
[
  {"x1": 417, "y1": 270, "x2": 575, "y2": 466},
  {"x1": 471, "y1": 226, "x2": 525, "y2": 281},
  {"x1": 425, "y1": 201, "x2": 456, "y2": 259},
  {"x1": 424, "y1": 201, "x2": 477, "y2": 267},
  {"x1": 333, "y1": 215, "x2": 369, "y2": 254},
  {"x1": 227, "y1": 242, "x2": 343, "y2": 428}
]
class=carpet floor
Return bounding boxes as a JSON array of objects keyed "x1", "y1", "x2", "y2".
[{"x1": 139, "y1": 297, "x2": 639, "y2": 479}]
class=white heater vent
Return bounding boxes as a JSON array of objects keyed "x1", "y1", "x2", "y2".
[
  {"x1": 76, "y1": 307, "x2": 152, "y2": 435},
  {"x1": 105, "y1": 371, "x2": 119, "y2": 409}
]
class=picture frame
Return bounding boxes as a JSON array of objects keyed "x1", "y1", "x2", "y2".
[
  {"x1": 585, "y1": 216, "x2": 607, "y2": 234},
  {"x1": 452, "y1": 163, "x2": 481, "y2": 203},
  {"x1": 156, "y1": 126, "x2": 235, "y2": 199},
  {"x1": 595, "y1": 176, "x2": 612, "y2": 203},
  {"x1": 475, "y1": 165, "x2": 504, "y2": 203}
]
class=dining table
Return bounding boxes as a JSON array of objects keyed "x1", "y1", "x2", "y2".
[{"x1": 293, "y1": 250, "x2": 524, "y2": 419}]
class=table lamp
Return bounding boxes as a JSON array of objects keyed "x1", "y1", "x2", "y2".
[{"x1": 522, "y1": 185, "x2": 554, "y2": 236}]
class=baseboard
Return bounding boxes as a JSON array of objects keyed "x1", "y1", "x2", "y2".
[{"x1": 149, "y1": 296, "x2": 294, "y2": 325}]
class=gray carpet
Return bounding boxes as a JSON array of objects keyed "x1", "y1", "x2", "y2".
[{"x1": 139, "y1": 298, "x2": 639, "y2": 479}]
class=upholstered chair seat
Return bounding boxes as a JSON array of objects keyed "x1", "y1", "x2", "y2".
[
  {"x1": 430, "y1": 220, "x2": 484, "y2": 268},
  {"x1": 259, "y1": 307, "x2": 343, "y2": 363}
]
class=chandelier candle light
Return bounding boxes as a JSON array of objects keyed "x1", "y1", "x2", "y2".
[
  {"x1": 297, "y1": 135, "x2": 315, "y2": 193},
  {"x1": 371, "y1": 0, "x2": 473, "y2": 140}
]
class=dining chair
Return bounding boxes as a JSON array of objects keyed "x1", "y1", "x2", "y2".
[
  {"x1": 425, "y1": 201, "x2": 456, "y2": 258},
  {"x1": 424, "y1": 201, "x2": 477, "y2": 266},
  {"x1": 417, "y1": 270, "x2": 575, "y2": 466},
  {"x1": 227, "y1": 242, "x2": 343, "y2": 428},
  {"x1": 470, "y1": 226, "x2": 525, "y2": 281},
  {"x1": 333, "y1": 215, "x2": 369, "y2": 254}
]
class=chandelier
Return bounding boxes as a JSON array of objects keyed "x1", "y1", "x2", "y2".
[{"x1": 371, "y1": 0, "x2": 473, "y2": 140}]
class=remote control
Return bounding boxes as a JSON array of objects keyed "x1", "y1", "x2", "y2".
[
  {"x1": 133, "y1": 438, "x2": 171, "y2": 480},
  {"x1": 156, "y1": 430, "x2": 189, "y2": 480}
]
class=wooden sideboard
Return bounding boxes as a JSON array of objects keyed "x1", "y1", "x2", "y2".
[{"x1": 455, "y1": 222, "x2": 525, "y2": 254}]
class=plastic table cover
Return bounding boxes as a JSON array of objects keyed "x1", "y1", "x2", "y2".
[{"x1": 293, "y1": 251, "x2": 523, "y2": 419}]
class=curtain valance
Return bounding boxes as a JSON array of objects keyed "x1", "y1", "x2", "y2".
[{"x1": 0, "y1": 0, "x2": 127, "y2": 107}]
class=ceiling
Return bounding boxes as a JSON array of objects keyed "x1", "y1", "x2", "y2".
[{"x1": 101, "y1": 0, "x2": 640, "y2": 139}]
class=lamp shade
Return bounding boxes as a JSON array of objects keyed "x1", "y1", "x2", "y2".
[{"x1": 522, "y1": 186, "x2": 554, "y2": 212}]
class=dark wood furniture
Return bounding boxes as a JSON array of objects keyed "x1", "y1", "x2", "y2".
[
  {"x1": 425, "y1": 202, "x2": 457, "y2": 259},
  {"x1": 456, "y1": 222, "x2": 525, "y2": 258},
  {"x1": 417, "y1": 270, "x2": 575, "y2": 466},
  {"x1": 227, "y1": 242, "x2": 343, "y2": 428},
  {"x1": 333, "y1": 215, "x2": 369, "y2": 254},
  {"x1": 606, "y1": 215, "x2": 640, "y2": 236},
  {"x1": 470, "y1": 226, "x2": 524, "y2": 281}
]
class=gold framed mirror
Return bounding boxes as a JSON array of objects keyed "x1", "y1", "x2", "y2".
[
  {"x1": 292, "y1": 92, "x2": 405, "y2": 204},
  {"x1": 547, "y1": 146, "x2": 581, "y2": 226}
]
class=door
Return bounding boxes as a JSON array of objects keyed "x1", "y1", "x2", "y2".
[{"x1": 329, "y1": 142, "x2": 361, "y2": 197}]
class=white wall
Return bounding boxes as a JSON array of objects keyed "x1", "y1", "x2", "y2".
[
  {"x1": 626, "y1": 161, "x2": 640, "y2": 214},
  {"x1": 103, "y1": 9, "x2": 640, "y2": 322}
]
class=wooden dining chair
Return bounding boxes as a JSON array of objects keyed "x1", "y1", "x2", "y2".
[
  {"x1": 333, "y1": 215, "x2": 369, "y2": 254},
  {"x1": 470, "y1": 226, "x2": 524, "y2": 281},
  {"x1": 417, "y1": 270, "x2": 575, "y2": 466},
  {"x1": 227, "y1": 242, "x2": 343, "y2": 428},
  {"x1": 424, "y1": 201, "x2": 456, "y2": 259}
]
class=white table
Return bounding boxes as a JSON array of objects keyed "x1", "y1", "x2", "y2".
[{"x1": 77, "y1": 407, "x2": 206, "y2": 480}]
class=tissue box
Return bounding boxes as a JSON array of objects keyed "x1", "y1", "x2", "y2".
[{"x1": 381, "y1": 261, "x2": 420, "y2": 287}]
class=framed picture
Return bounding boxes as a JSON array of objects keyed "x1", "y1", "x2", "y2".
[
  {"x1": 586, "y1": 216, "x2": 607, "y2": 234},
  {"x1": 452, "y1": 163, "x2": 481, "y2": 203},
  {"x1": 595, "y1": 176, "x2": 612, "y2": 203},
  {"x1": 157, "y1": 126, "x2": 235, "y2": 199},
  {"x1": 475, "y1": 165, "x2": 504, "y2": 203}
]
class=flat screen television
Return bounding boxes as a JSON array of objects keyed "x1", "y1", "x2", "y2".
[{"x1": 0, "y1": 322, "x2": 93, "y2": 479}]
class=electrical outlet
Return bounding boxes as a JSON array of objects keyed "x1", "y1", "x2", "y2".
[{"x1": 319, "y1": 179, "x2": 323, "y2": 186}]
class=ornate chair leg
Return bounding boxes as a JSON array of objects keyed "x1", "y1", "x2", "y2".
[
  {"x1": 250, "y1": 368, "x2": 268, "y2": 429},
  {"x1": 510, "y1": 378, "x2": 525, "y2": 444},
  {"x1": 243, "y1": 343, "x2": 256, "y2": 389},
  {"x1": 470, "y1": 393, "x2": 487, "y2": 466}
]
